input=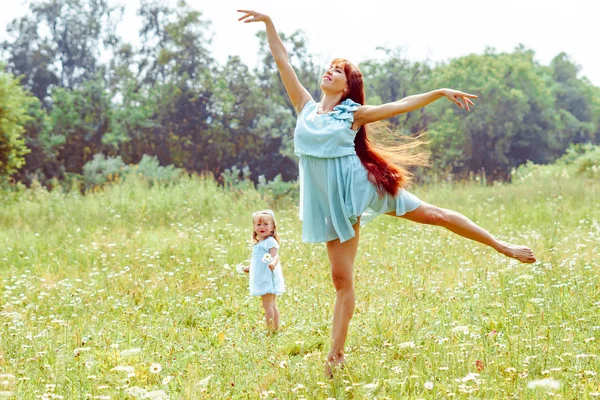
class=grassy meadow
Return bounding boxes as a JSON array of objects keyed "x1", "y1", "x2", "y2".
[{"x1": 0, "y1": 168, "x2": 599, "y2": 399}]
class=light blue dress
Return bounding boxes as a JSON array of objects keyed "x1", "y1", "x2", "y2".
[
  {"x1": 249, "y1": 236, "x2": 285, "y2": 296},
  {"x1": 294, "y1": 99, "x2": 422, "y2": 243}
]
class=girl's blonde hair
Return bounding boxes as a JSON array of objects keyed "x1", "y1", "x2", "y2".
[{"x1": 251, "y1": 209, "x2": 281, "y2": 244}]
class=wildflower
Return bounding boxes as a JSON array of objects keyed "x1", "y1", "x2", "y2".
[
  {"x1": 363, "y1": 382, "x2": 378, "y2": 390},
  {"x1": 162, "y1": 376, "x2": 173, "y2": 385},
  {"x1": 111, "y1": 366, "x2": 135, "y2": 377},
  {"x1": 398, "y1": 341, "x2": 415, "y2": 349},
  {"x1": 149, "y1": 363, "x2": 162, "y2": 374},
  {"x1": 424, "y1": 381, "x2": 434, "y2": 390},
  {"x1": 235, "y1": 263, "x2": 248, "y2": 274},
  {"x1": 262, "y1": 253, "x2": 273, "y2": 263},
  {"x1": 456, "y1": 373, "x2": 480, "y2": 383},
  {"x1": 119, "y1": 348, "x2": 141, "y2": 358},
  {"x1": 526, "y1": 379, "x2": 560, "y2": 391},
  {"x1": 198, "y1": 375, "x2": 212, "y2": 387},
  {"x1": 292, "y1": 384, "x2": 305, "y2": 392},
  {"x1": 125, "y1": 387, "x2": 147, "y2": 398},
  {"x1": 74, "y1": 347, "x2": 91, "y2": 357},
  {"x1": 475, "y1": 359, "x2": 484, "y2": 371},
  {"x1": 452, "y1": 326, "x2": 469, "y2": 335},
  {"x1": 145, "y1": 390, "x2": 169, "y2": 400}
]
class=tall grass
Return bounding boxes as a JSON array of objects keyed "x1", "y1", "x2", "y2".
[{"x1": 0, "y1": 171, "x2": 598, "y2": 399}]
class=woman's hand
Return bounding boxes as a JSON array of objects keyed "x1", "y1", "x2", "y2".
[
  {"x1": 440, "y1": 89, "x2": 478, "y2": 111},
  {"x1": 268, "y1": 263, "x2": 275, "y2": 271},
  {"x1": 237, "y1": 10, "x2": 271, "y2": 24}
]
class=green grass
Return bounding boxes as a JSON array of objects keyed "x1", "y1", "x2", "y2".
[{"x1": 0, "y1": 173, "x2": 598, "y2": 399}]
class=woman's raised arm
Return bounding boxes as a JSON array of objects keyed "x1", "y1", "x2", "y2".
[
  {"x1": 353, "y1": 89, "x2": 477, "y2": 128},
  {"x1": 238, "y1": 10, "x2": 313, "y2": 114}
]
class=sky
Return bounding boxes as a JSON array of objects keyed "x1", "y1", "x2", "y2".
[{"x1": 1, "y1": 0, "x2": 599, "y2": 86}]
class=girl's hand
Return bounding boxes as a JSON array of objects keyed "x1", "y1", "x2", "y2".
[
  {"x1": 268, "y1": 263, "x2": 275, "y2": 271},
  {"x1": 440, "y1": 89, "x2": 477, "y2": 111},
  {"x1": 237, "y1": 10, "x2": 271, "y2": 24}
]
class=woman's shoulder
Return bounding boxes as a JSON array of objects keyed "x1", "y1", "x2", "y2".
[
  {"x1": 298, "y1": 99, "x2": 317, "y2": 118},
  {"x1": 329, "y1": 98, "x2": 361, "y2": 125}
]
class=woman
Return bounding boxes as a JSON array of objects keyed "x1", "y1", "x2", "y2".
[{"x1": 237, "y1": 10, "x2": 536, "y2": 376}]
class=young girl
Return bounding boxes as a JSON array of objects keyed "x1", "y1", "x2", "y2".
[{"x1": 248, "y1": 209, "x2": 285, "y2": 332}]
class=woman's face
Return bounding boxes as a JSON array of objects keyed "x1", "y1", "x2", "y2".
[{"x1": 320, "y1": 63, "x2": 348, "y2": 94}]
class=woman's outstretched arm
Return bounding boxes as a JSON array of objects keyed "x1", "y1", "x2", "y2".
[
  {"x1": 238, "y1": 10, "x2": 313, "y2": 114},
  {"x1": 353, "y1": 88, "x2": 478, "y2": 128}
]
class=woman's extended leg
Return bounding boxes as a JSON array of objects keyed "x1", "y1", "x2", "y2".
[
  {"x1": 392, "y1": 202, "x2": 536, "y2": 263},
  {"x1": 325, "y1": 221, "x2": 360, "y2": 377}
]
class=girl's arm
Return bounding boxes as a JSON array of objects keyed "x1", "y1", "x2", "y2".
[
  {"x1": 238, "y1": 10, "x2": 313, "y2": 114},
  {"x1": 353, "y1": 89, "x2": 477, "y2": 128},
  {"x1": 268, "y1": 247, "x2": 279, "y2": 271}
]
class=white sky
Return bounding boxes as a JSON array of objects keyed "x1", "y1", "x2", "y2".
[{"x1": 1, "y1": 0, "x2": 599, "y2": 86}]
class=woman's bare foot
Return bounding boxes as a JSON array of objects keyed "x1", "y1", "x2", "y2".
[
  {"x1": 325, "y1": 352, "x2": 345, "y2": 379},
  {"x1": 497, "y1": 241, "x2": 536, "y2": 263}
]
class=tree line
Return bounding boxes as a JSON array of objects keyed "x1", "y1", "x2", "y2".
[{"x1": 1, "y1": 0, "x2": 599, "y2": 187}]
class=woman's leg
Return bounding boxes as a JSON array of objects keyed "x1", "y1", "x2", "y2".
[
  {"x1": 261, "y1": 294, "x2": 278, "y2": 331},
  {"x1": 392, "y1": 202, "x2": 536, "y2": 263},
  {"x1": 325, "y1": 221, "x2": 360, "y2": 377}
]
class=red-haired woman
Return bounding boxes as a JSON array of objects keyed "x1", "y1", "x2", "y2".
[{"x1": 238, "y1": 10, "x2": 536, "y2": 376}]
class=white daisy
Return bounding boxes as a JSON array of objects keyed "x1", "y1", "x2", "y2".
[{"x1": 149, "y1": 363, "x2": 162, "y2": 374}]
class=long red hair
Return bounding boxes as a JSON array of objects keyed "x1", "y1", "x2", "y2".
[{"x1": 331, "y1": 58, "x2": 428, "y2": 196}]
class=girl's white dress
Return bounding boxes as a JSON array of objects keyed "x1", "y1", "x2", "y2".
[{"x1": 249, "y1": 236, "x2": 285, "y2": 296}]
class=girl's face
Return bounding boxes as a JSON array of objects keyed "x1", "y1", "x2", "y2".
[
  {"x1": 254, "y1": 217, "x2": 274, "y2": 241},
  {"x1": 321, "y1": 63, "x2": 348, "y2": 94}
]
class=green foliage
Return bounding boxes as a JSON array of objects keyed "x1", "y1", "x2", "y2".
[
  {"x1": 0, "y1": 68, "x2": 36, "y2": 180},
  {"x1": 361, "y1": 47, "x2": 432, "y2": 131},
  {"x1": 0, "y1": 174, "x2": 599, "y2": 398},
  {"x1": 512, "y1": 143, "x2": 600, "y2": 182},
  {"x1": 133, "y1": 154, "x2": 183, "y2": 184},
  {"x1": 427, "y1": 48, "x2": 561, "y2": 179},
  {"x1": 257, "y1": 173, "x2": 299, "y2": 208},
  {"x1": 2, "y1": 0, "x2": 600, "y2": 186},
  {"x1": 82, "y1": 153, "x2": 127, "y2": 189},
  {"x1": 221, "y1": 166, "x2": 299, "y2": 208},
  {"x1": 573, "y1": 147, "x2": 600, "y2": 178},
  {"x1": 82, "y1": 153, "x2": 183, "y2": 190}
]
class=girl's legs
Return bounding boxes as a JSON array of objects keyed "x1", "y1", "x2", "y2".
[
  {"x1": 325, "y1": 221, "x2": 360, "y2": 377},
  {"x1": 393, "y1": 202, "x2": 536, "y2": 263},
  {"x1": 261, "y1": 294, "x2": 279, "y2": 332}
]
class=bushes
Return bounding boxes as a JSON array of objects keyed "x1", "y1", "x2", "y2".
[
  {"x1": 220, "y1": 165, "x2": 298, "y2": 208},
  {"x1": 81, "y1": 154, "x2": 183, "y2": 190},
  {"x1": 512, "y1": 143, "x2": 600, "y2": 182}
]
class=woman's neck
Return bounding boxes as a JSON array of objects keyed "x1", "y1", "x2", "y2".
[{"x1": 319, "y1": 94, "x2": 344, "y2": 112}]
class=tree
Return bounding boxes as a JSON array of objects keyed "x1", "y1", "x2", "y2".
[
  {"x1": 427, "y1": 48, "x2": 563, "y2": 179},
  {"x1": 360, "y1": 47, "x2": 432, "y2": 131},
  {"x1": 550, "y1": 53, "x2": 598, "y2": 145},
  {"x1": 2, "y1": 0, "x2": 123, "y2": 100},
  {"x1": 0, "y1": 68, "x2": 37, "y2": 181}
]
